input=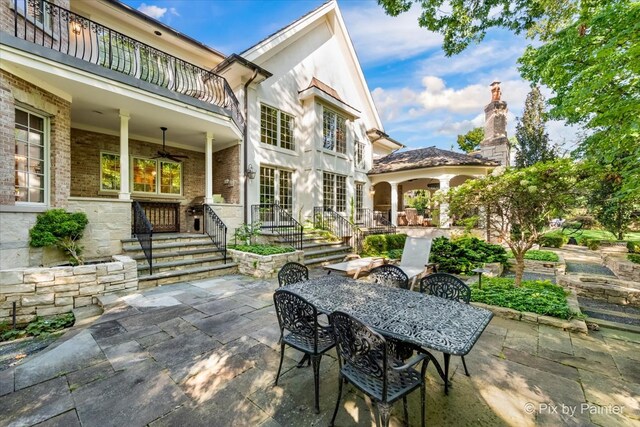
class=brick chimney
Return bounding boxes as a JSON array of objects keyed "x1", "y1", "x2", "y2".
[{"x1": 480, "y1": 81, "x2": 510, "y2": 166}]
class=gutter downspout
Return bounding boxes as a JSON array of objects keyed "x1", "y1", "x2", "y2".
[{"x1": 243, "y1": 69, "x2": 259, "y2": 224}]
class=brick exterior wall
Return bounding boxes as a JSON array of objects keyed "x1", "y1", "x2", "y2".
[
  {"x1": 70, "y1": 129, "x2": 240, "y2": 232},
  {"x1": 0, "y1": 70, "x2": 71, "y2": 207},
  {"x1": 213, "y1": 144, "x2": 240, "y2": 204},
  {"x1": 1, "y1": 0, "x2": 70, "y2": 44}
]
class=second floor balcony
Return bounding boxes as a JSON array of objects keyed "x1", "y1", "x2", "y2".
[{"x1": 7, "y1": 0, "x2": 244, "y2": 129}]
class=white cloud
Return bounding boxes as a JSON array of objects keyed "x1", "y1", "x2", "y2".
[
  {"x1": 169, "y1": 7, "x2": 180, "y2": 17},
  {"x1": 138, "y1": 3, "x2": 167, "y2": 19},
  {"x1": 341, "y1": 3, "x2": 442, "y2": 64}
]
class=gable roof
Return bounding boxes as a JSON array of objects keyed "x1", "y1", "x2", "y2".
[
  {"x1": 369, "y1": 147, "x2": 499, "y2": 174},
  {"x1": 240, "y1": 0, "x2": 384, "y2": 130}
]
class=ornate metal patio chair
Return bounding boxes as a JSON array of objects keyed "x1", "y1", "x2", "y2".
[
  {"x1": 369, "y1": 264, "x2": 410, "y2": 290},
  {"x1": 420, "y1": 273, "x2": 472, "y2": 380},
  {"x1": 273, "y1": 289, "x2": 335, "y2": 414},
  {"x1": 329, "y1": 311, "x2": 428, "y2": 427},
  {"x1": 278, "y1": 262, "x2": 309, "y2": 287}
]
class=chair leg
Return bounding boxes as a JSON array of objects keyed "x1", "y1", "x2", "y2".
[
  {"x1": 274, "y1": 342, "x2": 285, "y2": 386},
  {"x1": 461, "y1": 355, "x2": 470, "y2": 376},
  {"x1": 330, "y1": 373, "x2": 344, "y2": 427},
  {"x1": 311, "y1": 354, "x2": 321, "y2": 414},
  {"x1": 420, "y1": 382, "x2": 426, "y2": 427},
  {"x1": 443, "y1": 353, "x2": 451, "y2": 395},
  {"x1": 296, "y1": 354, "x2": 309, "y2": 368},
  {"x1": 379, "y1": 403, "x2": 391, "y2": 427},
  {"x1": 402, "y1": 396, "x2": 409, "y2": 427}
]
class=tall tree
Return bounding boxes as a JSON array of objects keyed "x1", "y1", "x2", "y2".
[
  {"x1": 514, "y1": 86, "x2": 555, "y2": 167},
  {"x1": 456, "y1": 127, "x2": 484, "y2": 153},
  {"x1": 447, "y1": 159, "x2": 577, "y2": 286}
]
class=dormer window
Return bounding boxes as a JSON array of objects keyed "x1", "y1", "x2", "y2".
[{"x1": 322, "y1": 108, "x2": 346, "y2": 154}]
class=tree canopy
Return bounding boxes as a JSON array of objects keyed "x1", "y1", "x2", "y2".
[
  {"x1": 514, "y1": 86, "x2": 556, "y2": 168},
  {"x1": 447, "y1": 159, "x2": 577, "y2": 286},
  {"x1": 456, "y1": 127, "x2": 484, "y2": 153}
]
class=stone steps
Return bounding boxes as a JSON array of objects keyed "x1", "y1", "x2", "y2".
[
  {"x1": 304, "y1": 253, "x2": 348, "y2": 267},
  {"x1": 127, "y1": 247, "x2": 224, "y2": 265},
  {"x1": 138, "y1": 263, "x2": 238, "y2": 288},
  {"x1": 138, "y1": 255, "x2": 227, "y2": 274}
]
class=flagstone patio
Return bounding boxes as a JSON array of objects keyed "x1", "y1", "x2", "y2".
[{"x1": 0, "y1": 272, "x2": 638, "y2": 427}]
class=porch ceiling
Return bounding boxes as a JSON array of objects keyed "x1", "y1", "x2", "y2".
[{"x1": 3, "y1": 47, "x2": 242, "y2": 152}]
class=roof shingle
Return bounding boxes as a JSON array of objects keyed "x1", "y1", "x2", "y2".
[{"x1": 369, "y1": 146, "x2": 498, "y2": 174}]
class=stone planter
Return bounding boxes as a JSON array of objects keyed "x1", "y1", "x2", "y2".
[
  {"x1": 0, "y1": 255, "x2": 138, "y2": 324},
  {"x1": 558, "y1": 274, "x2": 640, "y2": 307},
  {"x1": 228, "y1": 249, "x2": 304, "y2": 279}
]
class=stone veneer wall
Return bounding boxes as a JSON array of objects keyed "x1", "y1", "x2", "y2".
[
  {"x1": 506, "y1": 256, "x2": 566, "y2": 276},
  {"x1": 558, "y1": 274, "x2": 640, "y2": 308},
  {"x1": 229, "y1": 249, "x2": 304, "y2": 279},
  {"x1": 602, "y1": 254, "x2": 640, "y2": 284},
  {"x1": 67, "y1": 198, "x2": 131, "y2": 260},
  {"x1": 0, "y1": 255, "x2": 137, "y2": 324}
]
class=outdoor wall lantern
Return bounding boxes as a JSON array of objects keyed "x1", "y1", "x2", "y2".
[
  {"x1": 71, "y1": 22, "x2": 82, "y2": 35},
  {"x1": 245, "y1": 164, "x2": 256, "y2": 180}
]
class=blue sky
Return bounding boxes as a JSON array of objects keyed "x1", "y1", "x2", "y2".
[{"x1": 121, "y1": 0, "x2": 576, "y2": 152}]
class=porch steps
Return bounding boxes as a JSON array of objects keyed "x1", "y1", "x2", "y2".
[
  {"x1": 304, "y1": 253, "x2": 349, "y2": 267},
  {"x1": 121, "y1": 233, "x2": 236, "y2": 287}
]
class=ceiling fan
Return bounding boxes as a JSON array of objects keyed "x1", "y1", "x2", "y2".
[{"x1": 152, "y1": 127, "x2": 188, "y2": 162}]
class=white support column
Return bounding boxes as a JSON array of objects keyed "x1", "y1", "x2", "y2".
[
  {"x1": 118, "y1": 111, "x2": 130, "y2": 200},
  {"x1": 438, "y1": 177, "x2": 450, "y2": 228},
  {"x1": 390, "y1": 182, "x2": 398, "y2": 226},
  {"x1": 205, "y1": 132, "x2": 214, "y2": 204}
]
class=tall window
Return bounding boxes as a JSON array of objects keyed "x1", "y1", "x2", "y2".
[
  {"x1": 260, "y1": 104, "x2": 295, "y2": 151},
  {"x1": 322, "y1": 109, "x2": 346, "y2": 154},
  {"x1": 355, "y1": 182, "x2": 364, "y2": 213},
  {"x1": 260, "y1": 166, "x2": 293, "y2": 212},
  {"x1": 15, "y1": 108, "x2": 47, "y2": 203},
  {"x1": 279, "y1": 170, "x2": 293, "y2": 213},
  {"x1": 259, "y1": 166, "x2": 275, "y2": 205},
  {"x1": 323, "y1": 172, "x2": 347, "y2": 212},
  {"x1": 101, "y1": 153, "x2": 181, "y2": 195},
  {"x1": 355, "y1": 140, "x2": 365, "y2": 168}
]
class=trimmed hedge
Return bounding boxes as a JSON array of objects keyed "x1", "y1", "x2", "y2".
[
  {"x1": 362, "y1": 234, "x2": 407, "y2": 257},
  {"x1": 538, "y1": 232, "x2": 568, "y2": 248},
  {"x1": 229, "y1": 245, "x2": 295, "y2": 255},
  {"x1": 508, "y1": 250, "x2": 559, "y2": 262},
  {"x1": 628, "y1": 254, "x2": 640, "y2": 264},
  {"x1": 431, "y1": 237, "x2": 508, "y2": 275}
]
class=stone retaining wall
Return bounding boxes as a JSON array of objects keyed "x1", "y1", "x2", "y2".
[
  {"x1": 507, "y1": 255, "x2": 565, "y2": 275},
  {"x1": 229, "y1": 249, "x2": 304, "y2": 279},
  {"x1": 602, "y1": 253, "x2": 640, "y2": 284},
  {"x1": 558, "y1": 274, "x2": 640, "y2": 307},
  {"x1": 0, "y1": 255, "x2": 138, "y2": 324}
]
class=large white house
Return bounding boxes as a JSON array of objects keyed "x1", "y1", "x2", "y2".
[{"x1": 0, "y1": 0, "x2": 506, "y2": 277}]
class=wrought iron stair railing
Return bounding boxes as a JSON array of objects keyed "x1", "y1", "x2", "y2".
[
  {"x1": 355, "y1": 208, "x2": 397, "y2": 234},
  {"x1": 203, "y1": 204, "x2": 227, "y2": 263},
  {"x1": 11, "y1": 0, "x2": 244, "y2": 128},
  {"x1": 313, "y1": 207, "x2": 362, "y2": 252},
  {"x1": 132, "y1": 201, "x2": 153, "y2": 275},
  {"x1": 251, "y1": 204, "x2": 303, "y2": 250}
]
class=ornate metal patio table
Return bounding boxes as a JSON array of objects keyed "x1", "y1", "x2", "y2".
[{"x1": 285, "y1": 275, "x2": 494, "y2": 394}]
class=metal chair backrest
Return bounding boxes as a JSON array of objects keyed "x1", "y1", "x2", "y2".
[
  {"x1": 369, "y1": 264, "x2": 410, "y2": 289},
  {"x1": 330, "y1": 311, "x2": 388, "y2": 398},
  {"x1": 420, "y1": 273, "x2": 471, "y2": 303},
  {"x1": 278, "y1": 262, "x2": 309, "y2": 287},
  {"x1": 400, "y1": 237, "x2": 432, "y2": 270},
  {"x1": 273, "y1": 289, "x2": 319, "y2": 351}
]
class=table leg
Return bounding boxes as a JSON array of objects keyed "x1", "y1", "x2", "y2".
[{"x1": 443, "y1": 353, "x2": 451, "y2": 395}]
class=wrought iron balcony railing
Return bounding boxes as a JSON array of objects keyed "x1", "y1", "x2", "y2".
[{"x1": 11, "y1": 0, "x2": 244, "y2": 128}]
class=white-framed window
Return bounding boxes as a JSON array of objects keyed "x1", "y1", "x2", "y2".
[
  {"x1": 120, "y1": 156, "x2": 183, "y2": 196},
  {"x1": 355, "y1": 182, "x2": 364, "y2": 212},
  {"x1": 260, "y1": 104, "x2": 295, "y2": 151},
  {"x1": 260, "y1": 166, "x2": 293, "y2": 213},
  {"x1": 355, "y1": 140, "x2": 365, "y2": 168},
  {"x1": 14, "y1": 0, "x2": 53, "y2": 31},
  {"x1": 322, "y1": 108, "x2": 346, "y2": 154},
  {"x1": 14, "y1": 107, "x2": 48, "y2": 204},
  {"x1": 100, "y1": 152, "x2": 120, "y2": 192},
  {"x1": 323, "y1": 172, "x2": 347, "y2": 212}
]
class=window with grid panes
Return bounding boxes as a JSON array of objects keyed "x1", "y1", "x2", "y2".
[
  {"x1": 355, "y1": 182, "x2": 364, "y2": 212},
  {"x1": 259, "y1": 166, "x2": 276, "y2": 205},
  {"x1": 260, "y1": 104, "x2": 295, "y2": 150},
  {"x1": 355, "y1": 140, "x2": 364, "y2": 168},
  {"x1": 14, "y1": 108, "x2": 46, "y2": 203},
  {"x1": 336, "y1": 175, "x2": 346, "y2": 212},
  {"x1": 323, "y1": 172, "x2": 334, "y2": 210},
  {"x1": 278, "y1": 170, "x2": 293, "y2": 213},
  {"x1": 130, "y1": 157, "x2": 181, "y2": 195},
  {"x1": 322, "y1": 109, "x2": 347, "y2": 153}
]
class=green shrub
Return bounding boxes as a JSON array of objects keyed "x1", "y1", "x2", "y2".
[
  {"x1": 584, "y1": 238, "x2": 601, "y2": 250},
  {"x1": 1, "y1": 313, "x2": 75, "y2": 342},
  {"x1": 508, "y1": 250, "x2": 559, "y2": 262},
  {"x1": 388, "y1": 249, "x2": 403, "y2": 259},
  {"x1": 471, "y1": 278, "x2": 575, "y2": 319},
  {"x1": 362, "y1": 234, "x2": 387, "y2": 255},
  {"x1": 538, "y1": 232, "x2": 568, "y2": 248},
  {"x1": 229, "y1": 244, "x2": 294, "y2": 255},
  {"x1": 431, "y1": 236, "x2": 508, "y2": 275},
  {"x1": 29, "y1": 209, "x2": 88, "y2": 265},
  {"x1": 385, "y1": 233, "x2": 408, "y2": 250},
  {"x1": 628, "y1": 254, "x2": 640, "y2": 264},
  {"x1": 627, "y1": 241, "x2": 640, "y2": 254}
]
